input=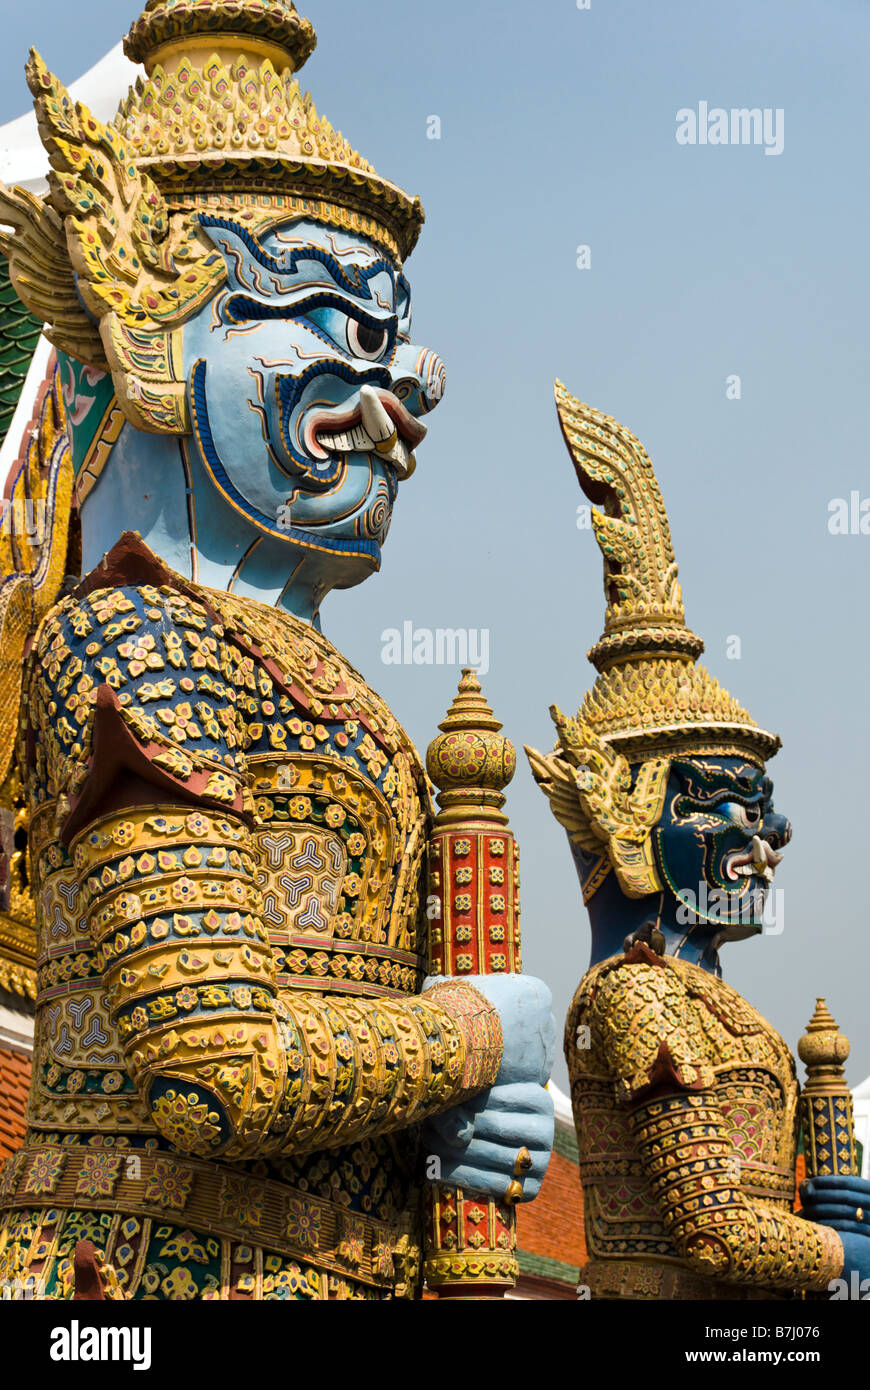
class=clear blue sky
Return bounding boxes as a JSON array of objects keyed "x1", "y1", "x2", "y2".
[{"x1": 2, "y1": 0, "x2": 869, "y2": 1089}]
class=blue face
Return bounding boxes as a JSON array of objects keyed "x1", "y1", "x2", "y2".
[
  {"x1": 654, "y1": 756, "x2": 791, "y2": 941},
  {"x1": 182, "y1": 215, "x2": 445, "y2": 582}
]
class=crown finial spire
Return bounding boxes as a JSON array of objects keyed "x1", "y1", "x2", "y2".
[
  {"x1": 554, "y1": 380, "x2": 704, "y2": 674},
  {"x1": 124, "y1": 0, "x2": 317, "y2": 75},
  {"x1": 551, "y1": 380, "x2": 780, "y2": 764},
  {"x1": 112, "y1": 0, "x2": 425, "y2": 264}
]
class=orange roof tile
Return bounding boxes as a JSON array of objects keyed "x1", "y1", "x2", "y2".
[
  {"x1": 517, "y1": 1147, "x2": 586, "y2": 1274},
  {"x1": 0, "y1": 1045, "x2": 30, "y2": 1162}
]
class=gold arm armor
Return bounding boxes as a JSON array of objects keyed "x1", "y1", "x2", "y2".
[
  {"x1": 23, "y1": 555, "x2": 503, "y2": 1164},
  {"x1": 570, "y1": 949, "x2": 844, "y2": 1296},
  {"x1": 72, "y1": 803, "x2": 501, "y2": 1161},
  {"x1": 627, "y1": 1088, "x2": 842, "y2": 1294}
]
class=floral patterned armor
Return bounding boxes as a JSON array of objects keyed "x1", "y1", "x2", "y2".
[{"x1": 0, "y1": 0, "x2": 553, "y2": 1300}]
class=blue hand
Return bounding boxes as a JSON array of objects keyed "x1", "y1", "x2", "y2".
[
  {"x1": 800, "y1": 1176, "x2": 870, "y2": 1237},
  {"x1": 800, "y1": 1176, "x2": 870, "y2": 1286},
  {"x1": 422, "y1": 974, "x2": 556, "y2": 1203}
]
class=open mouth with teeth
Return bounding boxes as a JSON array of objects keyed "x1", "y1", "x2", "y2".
[
  {"x1": 302, "y1": 385, "x2": 427, "y2": 480},
  {"x1": 723, "y1": 835, "x2": 783, "y2": 887}
]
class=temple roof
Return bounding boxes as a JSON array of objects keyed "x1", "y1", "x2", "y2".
[
  {"x1": 0, "y1": 987, "x2": 32, "y2": 1164},
  {"x1": 0, "y1": 260, "x2": 41, "y2": 450}
]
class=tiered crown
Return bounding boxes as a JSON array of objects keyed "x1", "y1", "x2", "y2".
[
  {"x1": 115, "y1": 0, "x2": 423, "y2": 262},
  {"x1": 555, "y1": 382, "x2": 779, "y2": 763}
]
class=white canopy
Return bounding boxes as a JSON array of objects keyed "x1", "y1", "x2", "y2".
[
  {"x1": 0, "y1": 42, "x2": 140, "y2": 193},
  {"x1": 548, "y1": 1080, "x2": 573, "y2": 1129},
  {"x1": 0, "y1": 43, "x2": 140, "y2": 478}
]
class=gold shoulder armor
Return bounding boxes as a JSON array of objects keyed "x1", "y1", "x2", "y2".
[{"x1": 579, "y1": 949, "x2": 716, "y2": 1100}]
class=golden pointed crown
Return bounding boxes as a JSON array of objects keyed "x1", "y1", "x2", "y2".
[
  {"x1": 554, "y1": 381, "x2": 779, "y2": 765},
  {"x1": 116, "y1": 0, "x2": 424, "y2": 261}
]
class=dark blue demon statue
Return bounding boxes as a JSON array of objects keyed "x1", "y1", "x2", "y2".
[{"x1": 527, "y1": 383, "x2": 870, "y2": 1300}]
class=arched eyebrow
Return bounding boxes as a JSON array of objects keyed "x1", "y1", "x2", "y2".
[
  {"x1": 199, "y1": 214, "x2": 396, "y2": 302},
  {"x1": 673, "y1": 760, "x2": 770, "y2": 801}
]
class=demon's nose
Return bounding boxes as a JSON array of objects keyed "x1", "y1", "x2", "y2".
[
  {"x1": 392, "y1": 348, "x2": 446, "y2": 417},
  {"x1": 763, "y1": 813, "x2": 792, "y2": 852},
  {"x1": 419, "y1": 350, "x2": 446, "y2": 413}
]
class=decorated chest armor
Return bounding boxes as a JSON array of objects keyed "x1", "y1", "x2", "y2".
[{"x1": 12, "y1": 551, "x2": 453, "y2": 1299}]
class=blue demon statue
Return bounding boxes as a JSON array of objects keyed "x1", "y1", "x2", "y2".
[{"x1": 0, "y1": 0, "x2": 553, "y2": 1301}]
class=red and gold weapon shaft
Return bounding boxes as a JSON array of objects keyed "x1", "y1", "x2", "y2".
[{"x1": 422, "y1": 670, "x2": 525, "y2": 1299}]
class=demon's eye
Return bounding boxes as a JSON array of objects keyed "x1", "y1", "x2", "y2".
[
  {"x1": 223, "y1": 295, "x2": 395, "y2": 363},
  {"x1": 348, "y1": 317, "x2": 390, "y2": 360},
  {"x1": 718, "y1": 801, "x2": 763, "y2": 830},
  {"x1": 304, "y1": 305, "x2": 393, "y2": 361}
]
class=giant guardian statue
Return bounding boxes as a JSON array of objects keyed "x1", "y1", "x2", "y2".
[
  {"x1": 528, "y1": 383, "x2": 870, "y2": 1300},
  {"x1": 0, "y1": 0, "x2": 554, "y2": 1301}
]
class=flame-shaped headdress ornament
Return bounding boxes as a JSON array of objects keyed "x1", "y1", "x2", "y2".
[
  {"x1": 0, "y1": 0, "x2": 424, "y2": 433},
  {"x1": 527, "y1": 382, "x2": 779, "y2": 900}
]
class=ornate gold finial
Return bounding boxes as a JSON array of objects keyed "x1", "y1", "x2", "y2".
[
  {"x1": 424, "y1": 672, "x2": 523, "y2": 1295},
  {"x1": 426, "y1": 670, "x2": 516, "y2": 827},
  {"x1": 552, "y1": 381, "x2": 779, "y2": 765},
  {"x1": 799, "y1": 999, "x2": 859, "y2": 1178},
  {"x1": 798, "y1": 998, "x2": 851, "y2": 1078}
]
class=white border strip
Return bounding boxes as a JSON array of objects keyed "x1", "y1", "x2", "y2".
[
  {"x1": 0, "y1": 1002, "x2": 34, "y2": 1057},
  {"x1": 0, "y1": 330, "x2": 52, "y2": 485}
]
